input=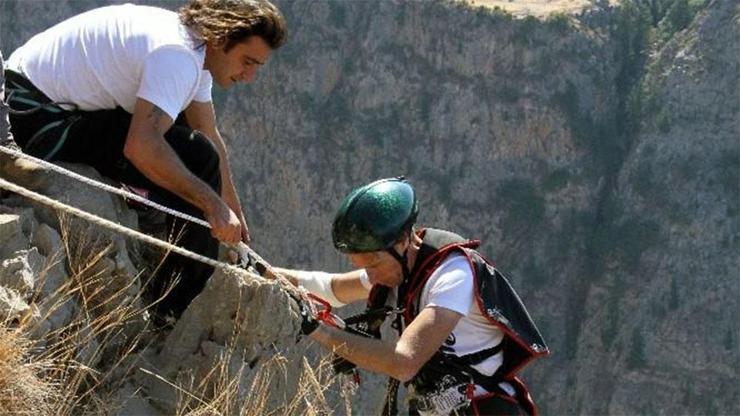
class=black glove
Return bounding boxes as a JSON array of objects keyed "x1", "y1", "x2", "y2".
[{"x1": 299, "y1": 299, "x2": 320, "y2": 336}]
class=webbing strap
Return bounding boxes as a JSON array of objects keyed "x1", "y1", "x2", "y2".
[{"x1": 452, "y1": 343, "x2": 503, "y2": 366}]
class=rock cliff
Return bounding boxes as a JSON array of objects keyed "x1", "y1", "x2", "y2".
[{"x1": 1, "y1": 0, "x2": 737, "y2": 414}]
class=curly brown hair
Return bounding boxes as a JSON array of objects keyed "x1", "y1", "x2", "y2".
[{"x1": 178, "y1": 0, "x2": 287, "y2": 51}]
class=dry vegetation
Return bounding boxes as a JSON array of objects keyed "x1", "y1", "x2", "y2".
[{"x1": 0, "y1": 214, "x2": 338, "y2": 415}]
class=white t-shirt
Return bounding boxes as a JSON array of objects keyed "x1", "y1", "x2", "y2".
[
  {"x1": 419, "y1": 253, "x2": 505, "y2": 377},
  {"x1": 6, "y1": 4, "x2": 212, "y2": 120},
  {"x1": 409, "y1": 253, "x2": 512, "y2": 416}
]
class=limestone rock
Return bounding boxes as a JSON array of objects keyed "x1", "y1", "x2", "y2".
[
  {"x1": 0, "y1": 213, "x2": 28, "y2": 258},
  {"x1": 111, "y1": 382, "x2": 162, "y2": 416},
  {"x1": 37, "y1": 292, "x2": 78, "y2": 334},
  {"x1": 0, "y1": 248, "x2": 44, "y2": 298},
  {"x1": 32, "y1": 222, "x2": 64, "y2": 258},
  {"x1": 0, "y1": 286, "x2": 30, "y2": 322},
  {"x1": 134, "y1": 269, "x2": 300, "y2": 412},
  {"x1": 157, "y1": 269, "x2": 298, "y2": 376},
  {"x1": 23, "y1": 303, "x2": 52, "y2": 343}
]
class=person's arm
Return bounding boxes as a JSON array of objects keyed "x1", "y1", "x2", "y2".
[
  {"x1": 275, "y1": 268, "x2": 370, "y2": 305},
  {"x1": 124, "y1": 98, "x2": 241, "y2": 243},
  {"x1": 310, "y1": 305, "x2": 463, "y2": 382},
  {"x1": 184, "y1": 100, "x2": 250, "y2": 243}
]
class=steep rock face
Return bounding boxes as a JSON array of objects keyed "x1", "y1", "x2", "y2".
[
  {"x1": 583, "y1": 1, "x2": 738, "y2": 414},
  {"x1": 2, "y1": 0, "x2": 737, "y2": 414}
]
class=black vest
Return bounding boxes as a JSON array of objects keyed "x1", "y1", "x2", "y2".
[{"x1": 368, "y1": 228, "x2": 549, "y2": 380}]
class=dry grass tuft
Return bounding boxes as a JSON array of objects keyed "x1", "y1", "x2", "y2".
[
  {"x1": 169, "y1": 351, "x2": 338, "y2": 416},
  {"x1": 0, "y1": 327, "x2": 59, "y2": 415}
]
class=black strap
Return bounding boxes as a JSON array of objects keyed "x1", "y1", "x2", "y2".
[
  {"x1": 411, "y1": 347, "x2": 507, "y2": 396},
  {"x1": 342, "y1": 305, "x2": 393, "y2": 326},
  {"x1": 451, "y1": 343, "x2": 503, "y2": 366}
]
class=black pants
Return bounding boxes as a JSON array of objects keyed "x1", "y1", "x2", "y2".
[{"x1": 5, "y1": 69, "x2": 220, "y2": 318}]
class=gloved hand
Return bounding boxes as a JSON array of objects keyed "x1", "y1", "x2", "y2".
[{"x1": 299, "y1": 299, "x2": 320, "y2": 336}]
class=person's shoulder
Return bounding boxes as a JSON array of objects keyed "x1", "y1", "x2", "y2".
[
  {"x1": 436, "y1": 251, "x2": 472, "y2": 272},
  {"x1": 426, "y1": 252, "x2": 474, "y2": 288},
  {"x1": 85, "y1": 3, "x2": 177, "y2": 29},
  {"x1": 100, "y1": 3, "x2": 173, "y2": 15}
]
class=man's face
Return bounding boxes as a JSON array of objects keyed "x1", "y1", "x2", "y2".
[
  {"x1": 205, "y1": 36, "x2": 272, "y2": 88},
  {"x1": 348, "y1": 251, "x2": 403, "y2": 288}
]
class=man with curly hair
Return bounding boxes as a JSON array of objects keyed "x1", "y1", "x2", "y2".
[{"x1": 3, "y1": 0, "x2": 287, "y2": 322}]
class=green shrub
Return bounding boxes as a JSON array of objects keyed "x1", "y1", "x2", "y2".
[
  {"x1": 496, "y1": 178, "x2": 546, "y2": 230},
  {"x1": 328, "y1": 1, "x2": 347, "y2": 28},
  {"x1": 655, "y1": 108, "x2": 672, "y2": 133},
  {"x1": 543, "y1": 168, "x2": 571, "y2": 192},
  {"x1": 545, "y1": 12, "x2": 571, "y2": 33},
  {"x1": 600, "y1": 296, "x2": 620, "y2": 348},
  {"x1": 717, "y1": 152, "x2": 740, "y2": 197},
  {"x1": 627, "y1": 327, "x2": 647, "y2": 369}
]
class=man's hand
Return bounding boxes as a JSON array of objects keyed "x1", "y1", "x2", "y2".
[
  {"x1": 183, "y1": 101, "x2": 252, "y2": 244},
  {"x1": 203, "y1": 196, "x2": 242, "y2": 244},
  {"x1": 222, "y1": 183, "x2": 251, "y2": 243}
]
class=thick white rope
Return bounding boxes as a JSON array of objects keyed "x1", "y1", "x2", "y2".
[
  {"x1": 0, "y1": 145, "x2": 210, "y2": 228},
  {"x1": 0, "y1": 145, "x2": 283, "y2": 279},
  {"x1": 0, "y1": 176, "x2": 251, "y2": 279},
  {"x1": 0, "y1": 145, "x2": 306, "y2": 304}
]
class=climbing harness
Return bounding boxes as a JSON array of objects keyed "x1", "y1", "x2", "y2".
[{"x1": 5, "y1": 78, "x2": 82, "y2": 161}]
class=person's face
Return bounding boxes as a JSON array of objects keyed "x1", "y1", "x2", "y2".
[
  {"x1": 348, "y1": 241, "x2": 408, "y2": 288},
  {"x1": 205, "y1": 36, "x2": 272, "y2": 88}
]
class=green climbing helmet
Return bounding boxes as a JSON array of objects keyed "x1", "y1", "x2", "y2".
[{"x1": 332, "y1": 177, "x2": 419, "y2": 253}]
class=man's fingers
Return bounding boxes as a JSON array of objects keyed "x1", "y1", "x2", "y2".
[
  {"x1": 204, "y1": 200, "x2": 243, "y2": 244},
  {"x1": 210, "y1": 220, "x2": 241, "y2": 244}
]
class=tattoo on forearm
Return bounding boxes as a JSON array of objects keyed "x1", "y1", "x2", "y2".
[{"x1": 148, "y1": 105, "x2": 167, "y2": 131}]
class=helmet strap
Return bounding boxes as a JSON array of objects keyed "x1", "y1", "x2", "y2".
[{"x1": 386, "y1": 247, "x2": 411, "y2": 283}]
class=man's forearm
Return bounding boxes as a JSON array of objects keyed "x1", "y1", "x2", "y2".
[
  {"x1": 124, "y1": 129, "x2": 220, "y2": 212},
  {"x1": 310, "y1": 325, "x2": 414, "y2": 381}
]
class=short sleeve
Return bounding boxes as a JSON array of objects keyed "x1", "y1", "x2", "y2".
[
  {"x1": 137, "y1": 46, "x2": 200, "y2": 120},
  {"x1": 193, "y1": 70, "x2": 212, "y2": 103},
  {"x1": 421, "y1": 254, "x2": 475, "y2": 317}
]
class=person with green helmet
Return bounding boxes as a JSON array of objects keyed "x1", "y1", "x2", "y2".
[{"x1": 278, "y1": 177, "x2": 549, "y2": 416}]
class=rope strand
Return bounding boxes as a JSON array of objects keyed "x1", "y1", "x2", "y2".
[
  {"x1": 0, "y1": 145, "x2": 211, "y2": 228},
  {"x1": 0, "y1": 177, "x2": 250, "y2": 278},
  {"x1": 0, "y1": 145, "x2": 303, "y2": 300}
]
